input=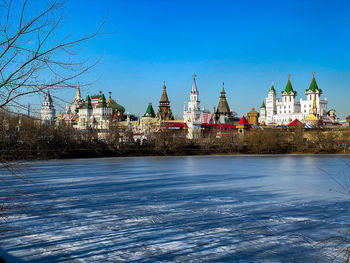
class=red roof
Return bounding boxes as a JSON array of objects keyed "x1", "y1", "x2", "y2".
[
  {"x1": 238, "y1": 116, "x2": 250, "y2": 125},
  {"x1": 288, "y1": 119, "x2": 304, "y2": 127},
  {"x1": 165, "y1": 122, "x2": 188, "y2": 128},
  {"x1": 201, "y1": 123, "x2": 236, "y2": 129},
  {"x1": 346, "y1": 115, "x2": 350, "y2": 119}
]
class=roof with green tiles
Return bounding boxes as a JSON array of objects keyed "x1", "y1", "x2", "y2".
[
  {"x1": 282, "y1": 75, "x2": 297, "y2": 95},
  {"x1": 306, "y1": 72, "x2": 322, "y2": 93}
]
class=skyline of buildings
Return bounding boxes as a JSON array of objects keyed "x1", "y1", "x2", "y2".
[{"x1": 40, "y1": 72, "x2": 345, "y2": 125}]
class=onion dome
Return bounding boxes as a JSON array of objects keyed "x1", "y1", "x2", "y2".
[
  {"x1": 306, "y1": 72, "x2": 322, "y2": 93},
  {"x1": 107, "y1": 99, "x2": 125, "y2": 114},
  {"x1": 106, "y1": 91, "x2": 125, "y2": 114},
  {"x1": 144, "y1": 103, "x2": 156, "y2": 117},
  {"x1": 282, "y1": 74, "x2": 297, "y2": 95}
]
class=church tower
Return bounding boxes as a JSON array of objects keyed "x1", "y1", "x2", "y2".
[
  {"x1": 184, "y1": 75, "x2": 202, "y2": 139},
  {"x1": 214, "y1": 83, "x2": 233, "y2": 124},
  {"x1": 40, "y1": 90, "x2": 56, "y2": 124},
  {"x1": 184, "y1": 75, "x2": 201, "y2": 123},
  {"x1": 71, "y1": 83, "x2": 85, "y2": 113},
  {"x1": 304, "y1": 72, "x2": 325, "y2": 116},
  {"x1": 157, "y1": 82, "x2": 174, "y2": 120},
  {"x1": 266, "y1": 82, "x2": 277, "y2": 124},
  {"x1": 258, "y1": 100, "x2": 266, "y2": 125}
]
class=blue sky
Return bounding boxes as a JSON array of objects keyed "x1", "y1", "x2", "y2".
[{"x1": 47, "y1": 0, "x2": 350, "y2": 118}]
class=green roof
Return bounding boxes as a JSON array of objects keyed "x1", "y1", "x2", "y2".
[
  {"x1": 261, "y1": 100, "x2": 266, "y2": 108},
  {"x1": 282, "y1": 76, "x2": 297, "y2": 95},
  {"x1": 144, "y1": 103, "x2": 156, "y2": 117},
  {"x1": 84, "y1": 95, "x2": 92, "y2": 109},
  {"x1": 98, "y1": 93, "x2": 107, "y2": 107},
  {"x1": 270, "y1": 83, "x2": 275, "y2": 92},
  {"x1": 306, "y1": 73, "x2": 321, "y2": 92},
  {"x1": 108, "y1": 99, "x2": 125, "y2": 114}
]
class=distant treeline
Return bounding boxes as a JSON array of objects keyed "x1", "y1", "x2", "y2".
[{"x1": 1, "y1": 113, "x2": 350, "y2": 161}]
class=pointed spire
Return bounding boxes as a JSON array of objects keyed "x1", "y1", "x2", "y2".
[
  {"x1": 283, "y1": 74, "x2": 296, "y2": 95},
  {"x1": 306, "y1": 72, "x2": 320, "y2": 92},
  {"x1": 217, "y1": 83, "x2": 231, "y2": 114},
  {"x1": 144, "y1": 102, "x2": 156, "y2": 117},
  {"x1": 160, "y1": 82, "x2": 170, "y2": 103},
  {"x1": 261, "y1": 100, "x2": 266, "y2": 108},
  {"x1": 44, "y1": 89, "x2": 53, "y2": 103},
  {"x1": 75, "y1": 82, "x2": 82, "y2": 99},
  {"x1": 270, "y1": 81, "x2": 275, "y2": 92},
  {"x1": 191, "y1": 74, "x2": 198, "y2": 93},
  {"x1": 221, "y1": 82, "x2": 225, "y2": 94}
]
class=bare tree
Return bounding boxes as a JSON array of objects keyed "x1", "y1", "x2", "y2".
[{"x1": 0, "y1": 0, "x2": 103, "y2": 111}]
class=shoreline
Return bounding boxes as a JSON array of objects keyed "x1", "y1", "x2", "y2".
[{"x1": 7, "y1": 151, "x2": 350, "y2": 163}]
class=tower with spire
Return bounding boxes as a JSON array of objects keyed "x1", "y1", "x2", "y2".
[
  {"x1": 183, "y1": 75, "x2": 206, "y2": 139},
  {"x1": 214, "y1": 83, "x2": 234, "y2": 124},
  {"x1": 157, "y1": 82, "x2": 174, "y2": 120},
  {"x1": 184, "y1": 75, "x2": 202, "y2": 122},
  {"x1": 71, "y1": 83, "x2": 85, "y2": 113},
  {"x1": 265, "y1": 82, "x2": 277, "y2": 124},
  {"x1": 40, "y1": 90, "x2": 56, "y2": 124},
  {"x1": 258, "y1": 100, "x2": 266, "y2": 125}
]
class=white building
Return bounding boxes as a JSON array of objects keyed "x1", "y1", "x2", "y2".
[
  {"x1": 71, "y1": 83, "x2": 85, "y2": 113},
  {"x1": 183, "y1": 75, "x2": 211, "y2": 139},
  {"x1": 77, "y1": 92, "x2": 113, "y2": 133},
  {"x1": 259, "y1": 73, "x2": 328, "y2": 125},
  {"x1": 40, "y1": 90, "x2": 56, "y2": 124}
]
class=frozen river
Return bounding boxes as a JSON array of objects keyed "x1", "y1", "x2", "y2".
[{"x1": 1, "y1": 155, "x2": 350, "y2": 262}]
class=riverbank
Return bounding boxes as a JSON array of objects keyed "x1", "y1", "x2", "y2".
[{"x1": 1, "y1": 114, "x2": 349, "y2": 161}]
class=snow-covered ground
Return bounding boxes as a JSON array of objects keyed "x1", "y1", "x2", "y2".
[{"x1": 1, "y1": 155, "x2": 350, "y2": 262}]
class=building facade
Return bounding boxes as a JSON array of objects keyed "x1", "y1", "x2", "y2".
[
  {"x1": 260, "y1": 73, "x2": 328, "y2": 125},
  {"x1": 77, "y1": 92, "x2": 113, "y2": 132}
]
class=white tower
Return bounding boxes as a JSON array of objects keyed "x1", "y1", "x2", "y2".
[
  {"x1": 40, "y1": 90, "x2": 56, "y2": 124},
  {"x1": 184, "y1": 75, "x2": 202, "y2": 139},
  {"x1": 266, "y1": 82, "x2": 277, "y2": 124},
  {"x1": 71, "y1": 82, "x2": 85, "y2": 113}
]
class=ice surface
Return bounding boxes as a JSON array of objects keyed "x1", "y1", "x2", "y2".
[{"x1": 1, "y1": 155, "x2": 350, "y2": 262}]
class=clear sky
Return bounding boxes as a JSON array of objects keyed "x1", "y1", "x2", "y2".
[{"x1": 45, "y1": 0, "x2": 350, "y2": 119}]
